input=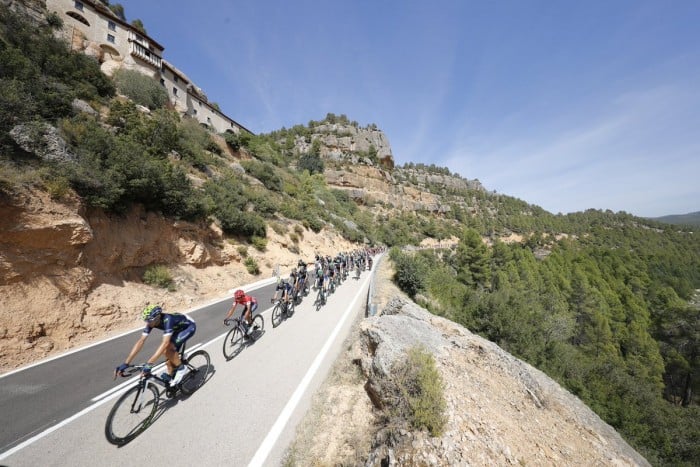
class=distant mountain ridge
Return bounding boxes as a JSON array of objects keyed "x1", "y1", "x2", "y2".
[{"x1": 651, "y1": 211, "x2": 700, "y2": 226}]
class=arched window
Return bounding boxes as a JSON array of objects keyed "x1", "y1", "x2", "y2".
[
  {"x1": 100, "y1": 44, "x2": 120, "y2": 60},
  {"x1": 66, "y1": 11, "x2": 90, "y2": 27}
]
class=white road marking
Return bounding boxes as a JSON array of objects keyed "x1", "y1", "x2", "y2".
[{"x1": 247, "y1": 271, "x2": 371, "y2": 467}]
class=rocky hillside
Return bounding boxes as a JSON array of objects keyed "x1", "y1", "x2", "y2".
[{"x1": 285, "y1": 257, "x2": 650, "y2": 466}]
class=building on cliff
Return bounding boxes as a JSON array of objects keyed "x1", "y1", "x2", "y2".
[{"x1": 44, "y1": 0, "x2": 252, "y2": 135}]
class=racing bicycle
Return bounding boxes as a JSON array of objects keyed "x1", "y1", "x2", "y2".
[
  {"x1": 105, "y1": 344, "x2": 211, "y2": 445},
  {"x1": 271, "y1": 297, "x2": 295, "y2": 328},
  {"x1": 222, "y1": 312, "x2": 264, "y2": 360}
]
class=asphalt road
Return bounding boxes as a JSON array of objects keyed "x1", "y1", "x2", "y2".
[{"x1": 0, "y1": 267, "x2": 374, "y2": 466}]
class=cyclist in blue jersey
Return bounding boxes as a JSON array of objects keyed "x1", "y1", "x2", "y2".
[
  {"x1": 114, "y1": 305, "x2": 196, "y2": 386},
  {"x1": 271, "y1": 276, "x2": 294, "y2": 307}
]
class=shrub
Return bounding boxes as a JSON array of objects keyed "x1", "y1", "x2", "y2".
[
  {"x1": 380, "y1": 346, "x2": 447, "y2": 437},
  {"x1": 143, "y1": 265, "x2": 174, "y2": 290},
  {"x1": 297, "y1": 153, "x2": 324, "y2": 174},
  {"x1": 223, "y1": 131, "x2": 251, "y2": 151},
  {"x1": 390, "y1": 248, "x2": 428, "y2": 298},
  {"x1": 244, "y1": 257, "x2": 260, "y2": 275},
  {"x1": 237, "y1": 245, "x2": 248, "y2": 258},
  {"x1": 44, "y1": 176, "x2": 71, "y2": 200},
  {"x1": 271, "y1": 221, "x2": 287, "y2": 235},
  {"x1": 240, "y1": 159, "x2": 282, "y2": 192},
  {"x1": 294, "y1": 224, "x2": 305, "y2": 237},
  {"x1": 289, "y1": 232, "x2": 299, "y2": 244},
  {"x1": 113, "y1": 68, "x2": 168, "y2": 110},
  {"x1": 251, "y1": 235, "x2": 267, "y2": 251}
]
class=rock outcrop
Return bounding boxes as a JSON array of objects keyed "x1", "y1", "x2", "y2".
[{"x1": 358, "y1": 297, "x2": 650, "y2": 466}]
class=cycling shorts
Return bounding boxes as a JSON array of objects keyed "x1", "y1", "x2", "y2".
[{"x1": 171, "y1": 322, "x2": 196, "y2": 351}]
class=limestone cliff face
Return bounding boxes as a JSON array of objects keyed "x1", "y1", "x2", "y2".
[
  {"x1": 293, "y1": 123, "x2": 395, "y2": 168},
  {"x1": 323, "y1": 165, "x2": 484, "y2": 214},
  {"x1": 325, "y1": 166, "x2": 445, "y2": 212}
]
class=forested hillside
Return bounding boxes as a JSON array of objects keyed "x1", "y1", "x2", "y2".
[
  {"x1": 391, "y1": 215, "x2": 700, "y2": 466},
  {"x1": 2, "y1": 5, "x2": 699, "y2": 465}
]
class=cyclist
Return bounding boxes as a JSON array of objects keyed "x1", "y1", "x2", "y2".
[
  {"x1": 115, "y1": 305, "x2": 196, "y2": 386},
  {"x1": 297, "y1": 260, "x2": 308, "y2": 295},
  {"x1": 224, "y1": 289, "x2": 258, "y2": 336},
  {"x1": 289, "y1": 268, "x2": 300, "y2": 301},
  {"x1": 271, "y1": 276, "x2": 294, "y2": 307}
]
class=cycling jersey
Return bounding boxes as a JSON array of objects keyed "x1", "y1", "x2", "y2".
[
  {"x1": 276, "y1": 281, "x2": 293, "y2": 293},
  {"x1": 142, "y1": 313, "x2": 194, "y2": 337},
  {"x1": 142, "y1": 313, "x2": 196, "y2": 351},
  {"x1": 234, "y1": 294, "x2": 258, "y2": 308}
]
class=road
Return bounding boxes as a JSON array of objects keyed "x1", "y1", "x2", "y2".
[{"x1": 0, "y1": 267, "x2": 375, "y2": 466}]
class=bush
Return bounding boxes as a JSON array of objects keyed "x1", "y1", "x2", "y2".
[
  {"x1": 297, "y1": 153, "x2": 324, "y2": 174},
  {"x1": 270, "y1": 221, "x2": 287, "y2": 235},
  {"x1": 113, "y1": 69, "x2": 168, "y2": 110},
  {"x1": 244, "y1": 257, "x2": 260, "y2": 275},
  {"x1": 379, "y1": 346, "x2": 447, "y2": 437},
  {"x1": 237, "y1": 245, "x2": 248, "y2": 258},
  {"x1": 223, "y1": 131, "x2": 251, "y2": 151},
  {"x1": 289, "y1": 232, "x2": 299, "y2": 244},
  {"x1": 143, "y1": 265, "x2": 174, "y2": 290},
  {"x1": 241, "y1": 159, "x2": 282, "y2": 192},
  {"x1": 251, "y1": 235, "x2": 267, "y2": 251},
  {"x1": 390, "y1": 248, "x2": 428, "y2": 298}
]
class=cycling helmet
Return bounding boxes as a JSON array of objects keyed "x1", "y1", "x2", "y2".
[
  {"x1": 298, "y1": 259, "x2": 305, "y2": 267},
  {"x1": 234, "y1": 289, "x2": 245, "y2": 301},
  {"x1": 141, "y1": 305, "x2": 162, "y2": 322}
]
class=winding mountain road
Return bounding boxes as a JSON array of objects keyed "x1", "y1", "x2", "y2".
[{"x1": 1, "y1": 266, "x2": 375, "y2": 466}]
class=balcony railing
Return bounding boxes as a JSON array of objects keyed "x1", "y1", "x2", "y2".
[{"x1": 129, "y1": 40, "x2": 162, "y2": 69}]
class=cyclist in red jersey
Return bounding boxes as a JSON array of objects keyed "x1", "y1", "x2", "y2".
[{"x1": 224, "y1": 289, "x2": 258, "y2": 335}]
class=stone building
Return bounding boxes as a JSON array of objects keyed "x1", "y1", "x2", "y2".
[{"x1": 45, "y1": 0, "x2": 251, "y2": 135}]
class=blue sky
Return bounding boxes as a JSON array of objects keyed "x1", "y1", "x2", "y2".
[{"x1": 117, "y1": 0, "x2": 699, "y2": 217}]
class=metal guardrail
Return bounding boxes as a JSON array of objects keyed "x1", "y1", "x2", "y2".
[{"x1": 365, "y1": 253, "x2": 384, "y2": 317}]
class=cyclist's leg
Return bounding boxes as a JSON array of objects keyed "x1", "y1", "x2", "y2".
[{"x1": 170, "y1": 322, "x2": 196, "y2": 366}]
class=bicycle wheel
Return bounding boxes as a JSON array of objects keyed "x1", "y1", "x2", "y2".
[
  {"x1": 180, "y1": 350, "x2": 210, "y2": 395},
  {"x1": 249, "y1": 313, "x2": 265, "y2": 341},
  {"x1": 287, "y1": 300, "x2": 295, "y2": 318},
  {"x1": 222, "y1": 323, "x2": 245, "y2": 360},
  {"x1": 271, "y1": 302, "x2": 283, "y2": 328},
  {"x1": 105, "y1": 382, "x2": 159, "y2": 445}
]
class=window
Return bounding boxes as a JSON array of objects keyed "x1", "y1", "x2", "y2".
[
  {"x1": 172, "y1": 87, "x2": 178, "y2": 96},
  {"x1": 198, "y1": 101, "x2": 202, "y2": 107},
  {"x1": 74, "y1": 1, "x2": 84, "y2": 11},
  {"x1": 108, "y1": 21, "x2": 116, "y2": 31},
  {"x1": 192, "y1": 109, "x2": 197, "y2": 115},
  {"x1": 173, "y1": 75, "x2": 179, "y2": 83},
  {"x1": 160, "y1": 78, "x2": 165, "y2": 87},
  {"x1": 107, "y1": 34, "x2": 115, "y2": 44}
]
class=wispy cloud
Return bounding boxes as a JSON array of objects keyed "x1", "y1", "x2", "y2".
[{"x1": 441, "y1": 81, "x2": 700, "y2": 216}]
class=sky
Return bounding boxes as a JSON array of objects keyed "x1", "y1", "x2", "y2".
[{"x1": 117, "y1": 0, "x2": 699, "y2": 217}]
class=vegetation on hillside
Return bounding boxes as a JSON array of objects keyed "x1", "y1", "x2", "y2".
[{"x1": 391, "y1": 215, "x2": 700, "y2": 466}]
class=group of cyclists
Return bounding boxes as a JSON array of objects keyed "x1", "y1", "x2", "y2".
[{"x1": 114, "y1": 248, "x2": 380, "y2": 386}]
